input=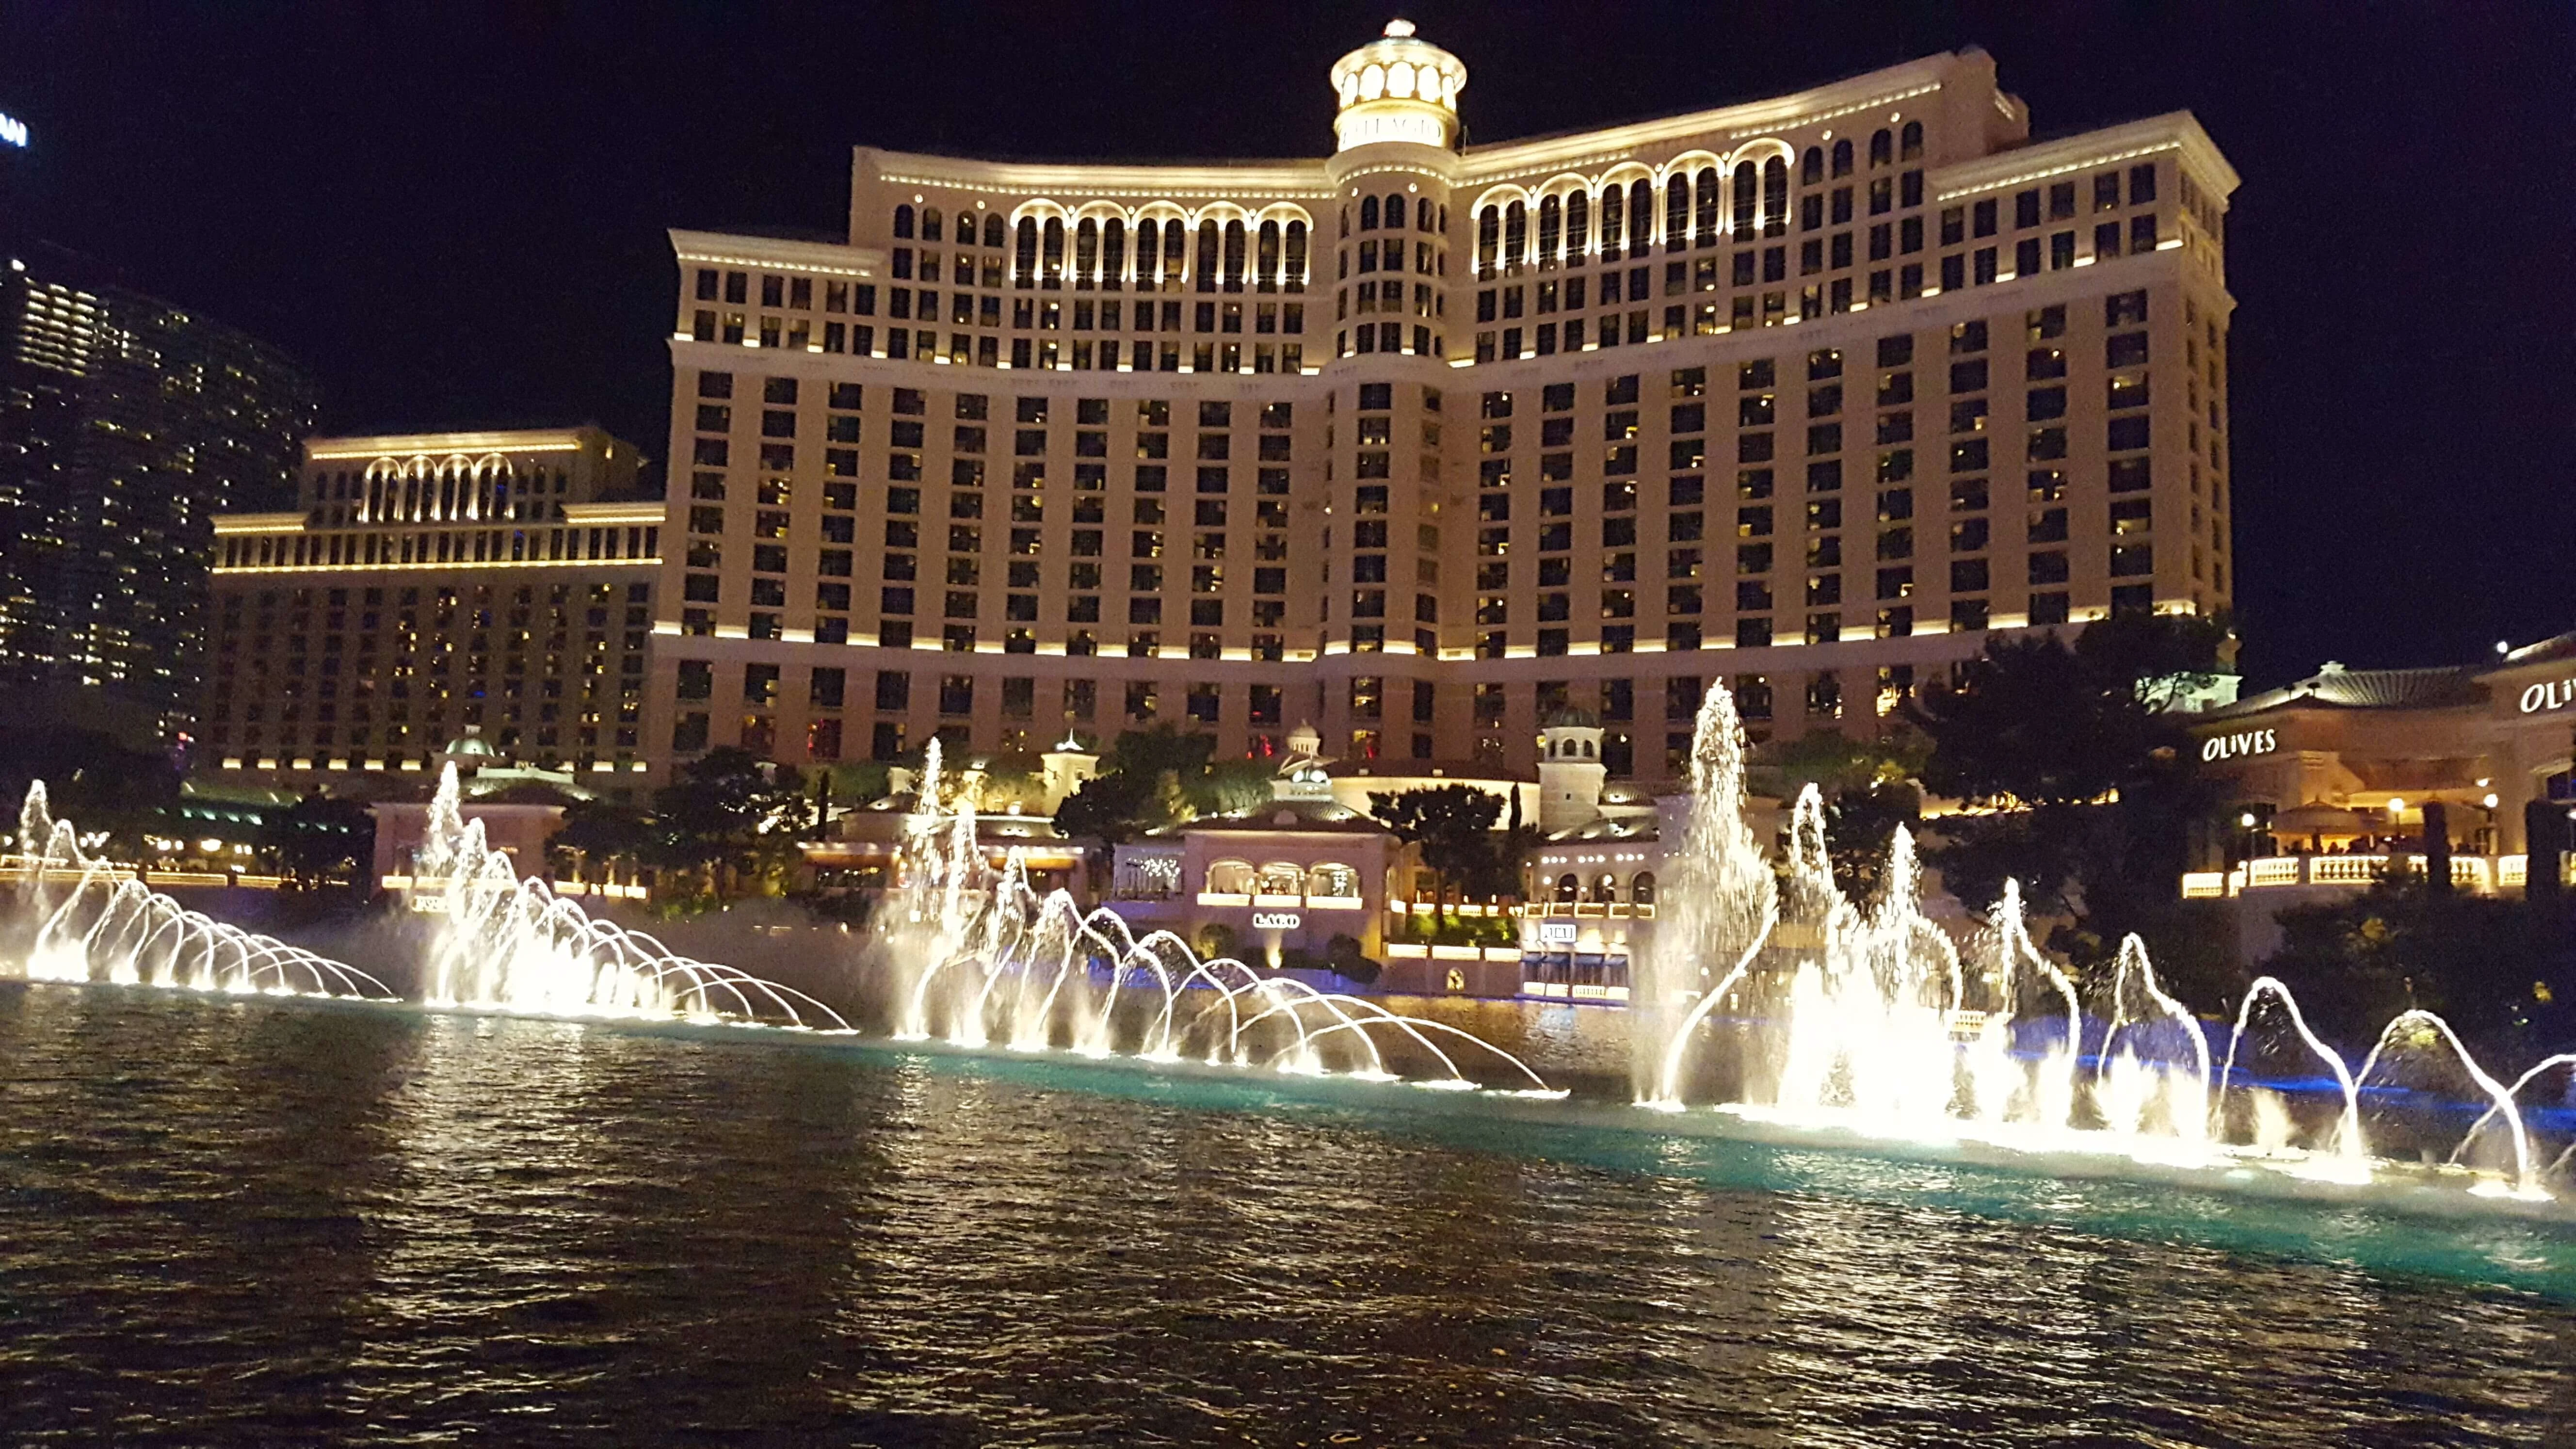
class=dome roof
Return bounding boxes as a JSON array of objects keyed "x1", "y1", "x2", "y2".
[
  {"x1": 1540, "y1": 706, "x2": 1602, "y2": 730},
  {"x1": 441, "y1": 733, "x2": 498, "y2": 757}
]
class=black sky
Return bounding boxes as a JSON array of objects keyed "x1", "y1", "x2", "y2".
[{"x1": 3, "y1": 1, "x2": 2569, "y2": 687}]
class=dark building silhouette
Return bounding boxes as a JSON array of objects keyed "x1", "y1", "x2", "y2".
[{"x1": 0, "y1": 240, "x2": 317, "y2": 736}]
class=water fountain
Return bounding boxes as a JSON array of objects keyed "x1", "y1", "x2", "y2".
[
  {"x1": 879, "y1": 740, "x2": 1561, "y2": 1093},
  {"x1": 0, "y1": 771, "x2": 848, "y2": 1032},
  {"x1": 414, "y1": 764, "x2": 850, "y2": 1029},
  {"x1": 5, "y1": 695, "x2": 2571, "y2": 1213},
  {"x1": 1642, "y1": 680, "x2": 2569, "y2": 1204},
  {"x1": 6, "y1": 782, "x2": 393, "y2": 999}
]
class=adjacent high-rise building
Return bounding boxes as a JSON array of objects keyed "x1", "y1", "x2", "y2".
[
  {"x1": 650, "y1": 28, "x2": 2237, "y2": 780},
  {"x1": 0, "y1": 241, "x2": 317, "y2": 734},
  {"x1": 200, "y1": 427, "x2": 660, "y2": 786}
]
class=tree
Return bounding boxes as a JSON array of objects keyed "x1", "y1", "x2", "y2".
[
  {"x1": 256, "y1": 793, "x2": 373, "y2": 888},
  {"x1": 2265, "y1": 872, "x2": 2574, "y2": 1065},
  {"x1": 1098, "y1": 724, "x2": 1215, "y2": 783},
  {"x1": 1052, "y1": 725, "x2": 1272, "y2": 843},
  {"x1": 1906, "y1": 612, "x2": 2228, "y2": 974},
  {"x1": 1052, "y1": 769, "x2": 1157, "y2": 845},
  {"x1": 550, "y1": 798, "x2": 654, "y2": 880},
  {"x1": 649, "y1": 747, "x2": 808, "y2": 898},
  {"x1": 1763, "y1": 729, "x2": 1926, "y2": 899},
  {"x1": 1191, "y1": 757, "x2": 1276, "y2": 816},
  {"x1": 1368, "y1": 784, "x2": 1503, "y2": 932}
]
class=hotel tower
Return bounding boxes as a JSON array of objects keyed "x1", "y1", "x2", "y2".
[{"x1": 649, "y1": 24, "x2": 2236, "y2": 781}]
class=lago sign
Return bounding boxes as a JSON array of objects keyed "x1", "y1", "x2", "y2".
[
  {"x1": 1250, "y1": 911, "x2": 1301, "y2": 931},
  {"x1": 2200, "y1": 728, "x2": 2279, "y2": 762}
]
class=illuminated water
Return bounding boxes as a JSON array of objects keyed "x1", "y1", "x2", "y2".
[{"x1": 3, "y1": 983, "x2": 2573, "y2": 1446}]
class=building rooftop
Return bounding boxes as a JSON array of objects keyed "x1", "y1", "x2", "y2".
[{"x1": 1154, "y1": 800, "x2": 1388, "y2": 835}]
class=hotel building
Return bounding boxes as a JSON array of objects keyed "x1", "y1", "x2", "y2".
[
  {"x1": 201, "y1": 427, "x2": 662, "y2": 786},
  {"x1": 1, "y1": 239, "x2": 316, "y2": 734},
  {"x1": 649, "y1": 25, "x2": 2237, "y2": 783}
]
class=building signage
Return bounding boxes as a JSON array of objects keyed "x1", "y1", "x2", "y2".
[
  {"x1": 1250, "y1": 911, "x2": 1301, "y2": 930},
  {"x1": 2200, "y1": 728, "x2": 2278, "y2": 762},
  {"x1": 2518, "y1": 678, "x2": 2576, "y2": 715},
  {"x1": 1538, "y1": 921, "x2": 1579, "y2": 945},
  {"x1": 0, "y1": 113, "x2": 26, "y2": 149}
]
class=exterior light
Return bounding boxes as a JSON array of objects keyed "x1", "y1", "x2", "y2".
[
  {"x1": 2387, "y1": 798, "x2": 2405, "y2": 815},
  {"x1": 2238, "y1": 812, "x2": 2256, "y2": 829},
  {"x1": 2496, "y1": 640, "x2": 2511, "y2": 655},
  {"x1": 199, "y1": 837, "x2": 225, "y2": 853},
  {"x1": 2483, "y1": 793, "x2": 2499, "y2": 809}
]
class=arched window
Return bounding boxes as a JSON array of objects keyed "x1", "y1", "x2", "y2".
[
  {"x1": 1257, "y1": 861, "x2": 1304, "y2": 897},
  {"x1": 1162, "y1": 223, "x2": 1188, "y2": 290},
  {"x1": 1194, "y1": 220, "x2": 1220, "y2": 292},
  {"x1": 1593, "y1": 872, "x2": 1618, "y2": 902},
  {"x1": 1694, "y1": 167, "x2": 1720, "y2": 245},
  {"x1": 893, "y1": 204, "x2": 916, "y2": 239},
  {"x1": 1665, "y1": 175, "x2": 1689, "y2": 251},
  {"x1": 1554, "y1": 873, "x2": 1578, "y2": 904},
  {"x1": 1801, "y1": 146, "x2": 1824, "y2": 185},
  {"x1": 921, "y1": 207, "x2": 944, "y2": 242},
  {"x1": 1476, "y1": 204, "x2": 1499, "y2": 278},
  {"x1": 1582, "y1": 739, "x2": 1595, "y2": 759},
  {"x1": 1630, "y1": 871, "x2": 1657, "y2": 905},
  {"x1": 1360, "y1": 194, "x2": 1381, "y2": 230},
  {"x1": 1565, "y1": 190, "x2": 1589, "y2": 254},
  {"x1": 1308, "y1": 862, "x2": 1359, "y2": 899},
  {"x1": 1384, "y1": 192, "x2": 1406, "y2": 231},
  {"x1": 1629, "y1": 179, "x2": 1654, "y2": 251},
  {"x1": 1503, "y1": 200, "x2": 1526, "y2": 273},
  {"x1": 1732, "y1": 162, "x2": 1757, "y2": 235},
  {"x1": 1416, "y1": 196, "x2": 1433, "y2": 232},
  {"x1": 1074, "y1": 218, "x2": 1100, "y2": 290},
  {"x1": 1041, "y1": 217, "x2": 1065, "y2": 286},
  {"x1": 1900, "y1": 120, "x2": 1923, "y2": 161},
  {"x1": 1599, "y1": 185, "x2": 1624, "y2": 258},
  {"x1": 984, "y1": 213, "x2": 1006, "y2": 249},
  {"x1": 1870, "y1": 128, "x2": 1893, "y2": 168},
  {"x1": 1014, "y1": 217, "x2": 1039, "y2": 286},
  {"x1": 1832, "y1": 139, "x2": 1853, "y2": 178},
  {"x1": 1208, "y1": 859, "x2": 1256, "y2": 896},
  {"x1": 1256, "y1": 220, "x2": 1281, "y2": 291},
  {"x1": 1102, "y1": 218, "x2": 1127, "y2": 289},
  {"x1": 1283, "y1": 220, "x2": 1307, "y2": 292},
  {"x1": 1761, "y1": 157, "x2": 1788, "y2": 237},
  {"x1": 1223, "y1": 219, "x2": 1247, "y2": 291},
  {"x1": 1536, "y1": 194, "x2": 1562, "y2": 268}
]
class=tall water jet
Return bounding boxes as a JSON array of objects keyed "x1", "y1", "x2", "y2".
[{"x1": 1645, "y1": 681, "x2": 1779, "y2": 1104}]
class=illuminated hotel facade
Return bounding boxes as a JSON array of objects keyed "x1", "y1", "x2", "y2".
[
  {"x1": 201, "y1": 427, "x2": 662, "y2": 785},
  {"x1": 648, "y1": 26, "x2": 2237, "y2": 781}
]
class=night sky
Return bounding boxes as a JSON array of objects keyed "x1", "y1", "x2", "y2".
[{"x1": 3, "y1": 2, "x2": 2568, "y2": 686}]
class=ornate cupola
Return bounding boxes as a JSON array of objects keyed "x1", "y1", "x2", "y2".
[{"x1": 1328, "y1": 19, "x2": 1468, "y2": 153}]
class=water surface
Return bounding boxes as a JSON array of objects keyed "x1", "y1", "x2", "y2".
[{"x1": 3, "y1": 983, "x2": 2572, "y2": 1447}]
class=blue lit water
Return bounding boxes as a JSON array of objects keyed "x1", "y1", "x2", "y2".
[{"x1": 3, "y1": 982, "x2": 2573, "y2": 1446}]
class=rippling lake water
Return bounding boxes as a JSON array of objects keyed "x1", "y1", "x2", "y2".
[{"x1": 3, "y1": 982, "x2": 2574, "y2": 1447}]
